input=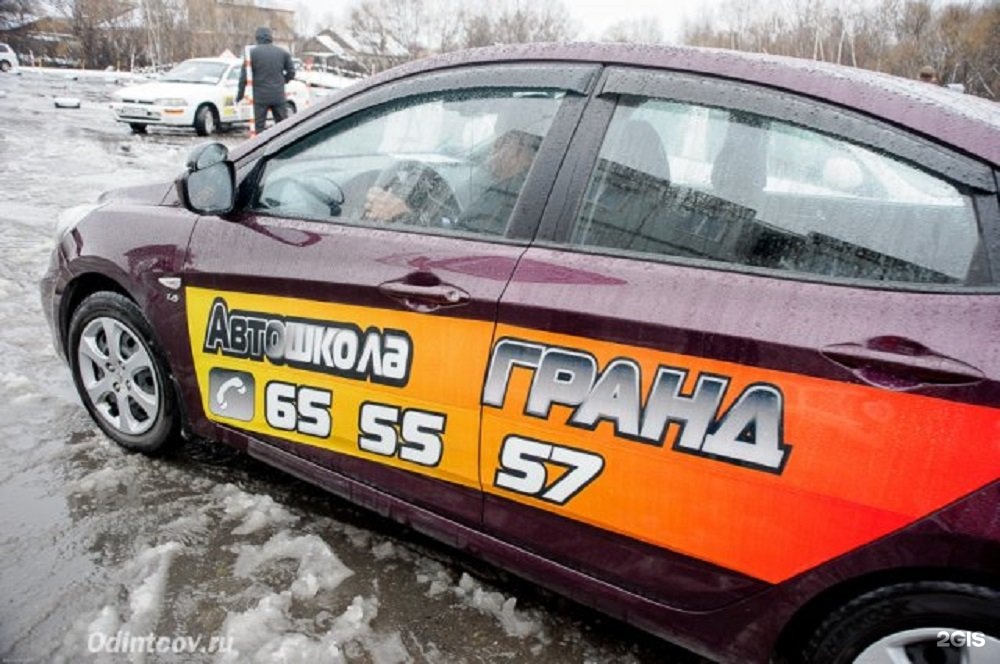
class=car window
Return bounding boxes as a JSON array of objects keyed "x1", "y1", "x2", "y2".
[
  {"x1": 571, "y1": 96, "x2": 981, "y2": 285},
  {"x1": 250, "y1": 89, "x2": 565, "y2": 237},
  {"x1": 225, "y1": 67, "x2": 240, "y2": 84},
  {"x1": 161, "y1": 60, "x2": 227, "y2": 84}
]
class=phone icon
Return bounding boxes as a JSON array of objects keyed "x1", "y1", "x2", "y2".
[
  {"x1": 216, "y1": 376, "x2": 246, "y2": 411},
  {"x1": 208, "y1": 369, "x2": 255, "y2": 421}
]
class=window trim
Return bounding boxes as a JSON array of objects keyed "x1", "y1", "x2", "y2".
[
  {"x1": 240, "y1": 63, "x2": 599, "y2": 166},
  {"x1": 600, "y1": 68, "x2": 995, "y2": 192},
  {"x1": 536, "y1": 66, "x2": 998, "y2": 291},
  {"x1": 233, "y1": 64, "x2": 598, "y2": 243}
]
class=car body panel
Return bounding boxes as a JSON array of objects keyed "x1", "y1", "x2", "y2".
[
  {"x1": 482, "y1": 258, "x2": 1000, "y2": 585},
  {"x1": 180, "y1": 212, "x2": 528, "y2": 522}
]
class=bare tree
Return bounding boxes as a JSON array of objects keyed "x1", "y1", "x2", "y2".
[
  {"x1": 51, "y1": 0, "x2": 144, "y2": 69},
  {"x1": 344, "y1": 0, "x2": 576, "y2": 62},
  {"x1": 0, "y1": 0, "x2": 41, "y2": 57},
  {"x1": 454, "y1": 0, "x2": 576, "y2": 48},
  {"x1": 682, "y1": 0, "x2": 1000, "y2": 99}
]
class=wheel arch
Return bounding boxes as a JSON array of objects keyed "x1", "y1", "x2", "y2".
[
  {"x1": 194, "y1": 102, "x2": 220, "y2": 134},
  {"x1": 62, "y1": 274, "x2": 194, "y2": 444},
  {"x1": 60, "y1": 272, "x2": 133, "y2": 352},
  {"x1": 197, "y1": 101, "x2": 219, "y2": 117},
  {"x1": 772, "y1": 564, "x2": 1000, "y2": 663}
]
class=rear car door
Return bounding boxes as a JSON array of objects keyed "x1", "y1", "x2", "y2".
[
  {"x1": 480, "y1": 67, "x2": 1000, "y2": 607},
  {"x1": 181, "y1": 64, "x2": 596, "y2": 525}
]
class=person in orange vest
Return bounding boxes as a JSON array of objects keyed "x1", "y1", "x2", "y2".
[{"x1": 236, "y1": 27, "x2": 295, "y2": 134}]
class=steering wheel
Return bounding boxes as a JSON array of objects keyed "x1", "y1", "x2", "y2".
[
  {"x1": 364, "y1": 160, "x2": 460, "y2": 227},
  {"x1": 259, "y1": 174, "x2": 346, "y2": 218}
]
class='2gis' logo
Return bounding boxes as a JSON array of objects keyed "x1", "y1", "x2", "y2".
[{"x1": 937, "y1": 631, "x2": 987, "y2": 648}]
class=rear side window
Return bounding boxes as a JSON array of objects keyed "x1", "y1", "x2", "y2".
[{"x1": 571, "y1": 97, "x2": 982, "y2": 285}]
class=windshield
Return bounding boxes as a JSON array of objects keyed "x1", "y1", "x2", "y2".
[{"x1": 162, "y1": 61, "x2": 228, "y2": 84}]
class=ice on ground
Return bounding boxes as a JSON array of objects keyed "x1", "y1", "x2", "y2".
[
  {"x1": 414, "y1": 556, "x2": 455, "y2": 598},
  {"x1": 69, "y1": 466, "x2": 128, "y2": 496},
  {"x1": 125, "y1": 542, "x2": 184, "y2": 636},
  {"x1": 215, "y1": 483, "x2": 299, "y2": 535},
  {"x1": 219, "y1": 594, "x2": 381, "y2": 664},
  {"x1": 160, "y1": 512, "x2": 213, "y2": 547},
  {"x1": 57, "y1": 543, "x2": 183, "y2": 663},
  {"x1": 454, "y1": 572, "x2": 546, "y2": 641},
  {"x1": 233, "y1": 530, "x2": 353, "y2": 600},
  {"x1": 0, "y1": 371, "x2": 34, "y2": 394},
  {"x1": 371, "y1": 540, "x2": 396, "y2": 561}
]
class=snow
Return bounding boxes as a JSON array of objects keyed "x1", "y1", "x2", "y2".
[
  {"x1": 217, "y1": 483, "x2": 299, "y2": 535},
  {"x1": 455, "y1": 572, "x2": 547, "y2": 641},
  {"x1": 233, "y1": 531, "x2": 354, "y2": 599},
  {"x1": 123, "y1": 542, "x2": 184, "y2": 636},
  {"x1": 219, "y1": 594, "x2": 380, "y2": 664}
]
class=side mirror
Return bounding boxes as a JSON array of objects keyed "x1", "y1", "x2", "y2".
[{"x1": 177, "y1": 142, "x2": 235, "y2": 214}]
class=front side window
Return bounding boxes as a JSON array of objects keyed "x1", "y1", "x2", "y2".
[
  {"x1": 251, "y1": 89, "x2": 564, "y2": 237},
  {"x1": 572, "y1": 97, "x2": 981, "y2": 285}
]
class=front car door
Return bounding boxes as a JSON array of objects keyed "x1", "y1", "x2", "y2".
[
  {"x1": 180, "y1": 64, "x2": 596, "y2": 526},
  {"x1": 481, "y1": 67, "x2": 1000, "y2": 608}
]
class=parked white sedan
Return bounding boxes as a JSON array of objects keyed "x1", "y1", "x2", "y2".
[{"x1": 109, "y1": 57, "x2": 310, "y2": 135}]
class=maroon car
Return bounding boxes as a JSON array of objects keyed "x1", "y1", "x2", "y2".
[{"x1": 41, "y1": 43, "x2": 1000, "y2": 663}]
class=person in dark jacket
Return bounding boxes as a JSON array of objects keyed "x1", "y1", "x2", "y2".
[{"x1": 236, "y1": 26, "x2": 295, "y2": 134}]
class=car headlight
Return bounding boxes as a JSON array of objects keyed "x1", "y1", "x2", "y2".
[
  {"x1": 155, "y1": 98, "x2": 188, "y2": 107},
  {"x1": 56, "y1": 201, "x2": 107, "y2": 240}
]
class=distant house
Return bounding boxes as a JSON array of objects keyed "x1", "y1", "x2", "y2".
[
  {"x1": 301, "y1": 28, "x2": 409, "y2": 77},
  {"x1": 1, "y1": 15, "x2": 82, "y2": 67},
  {"x1": 189, "y1": 0, "x2": 296, "y2": 57}
]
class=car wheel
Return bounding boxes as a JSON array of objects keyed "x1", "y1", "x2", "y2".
[
  {"x1": 797, "y1": 582, "x2": 1000, "y2": 664},
  {"x1": 287, "y1": 101, "x2": 296, "y2": 114},
  {"x1": 194, "y1": 104, "x2": 217, "y2": 136},
  {"x1": 129, "y1": 123, "x2": 148, "y2": 134},
  {"x1": 68, "y1": 292, "x2": 179, "y2": 454},
  {"x1": 0, "y1": 60, "x2": 10, "y2": 72}
]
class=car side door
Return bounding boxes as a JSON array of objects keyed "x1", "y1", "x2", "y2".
[
  {"x1": 180, "y1": 64, "x2": 596, "y2": 527},
  {"x1": 221, "y1": 64, "x2": 247, "y2": 124},
  {"x1": 480, "y1": 67, "x2": 1000, "y2": 608}
]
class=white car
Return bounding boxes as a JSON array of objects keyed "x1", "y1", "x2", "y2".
[
  {"x1": 110, "y1": 57, "x2": 310, "y2": 135},
  {"x1": 0, "y1": 42, "x2": 19, "y2": 73}
]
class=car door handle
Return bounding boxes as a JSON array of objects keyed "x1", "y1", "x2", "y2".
[
  {"x1": 821, "y1": 337, "x2": 984, "y2": 390},
  {"x1": 378, "y1": 280, "x2": 470, "y2": 311}
]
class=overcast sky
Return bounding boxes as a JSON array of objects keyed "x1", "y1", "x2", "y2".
[{"x1": 284, "y1": 0, "x2": 719, "y2": 43}]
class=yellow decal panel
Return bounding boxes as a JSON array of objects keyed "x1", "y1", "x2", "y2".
[{"x1": 186, "y1": 287, "x2": 489, "y2": 490}]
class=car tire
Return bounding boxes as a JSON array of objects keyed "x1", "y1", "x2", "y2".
[
  {"x1": 129, "y1": 123, "x2": 148, "y2": 134},
  {"x1": 194, "y1": 104, "x2": 217, "y2": 136},
  {"x1": 0, "y1": 60, "x2": 10, "y2": 72},
  {"x1": 796, "y1": 582, "x2": 1000, "y2": 664},
  {"x1": 287, "y1": 101, "x2": 296, "y2": 115},
  {"x1": 68, "y1": 292, "x2": 179, "y2": 455}
]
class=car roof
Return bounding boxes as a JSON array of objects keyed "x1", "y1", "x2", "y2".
[{"x1": 315, "y1": 42, "x2": 999, "y2": 167}]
